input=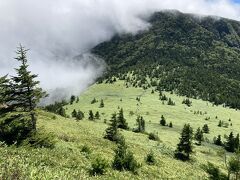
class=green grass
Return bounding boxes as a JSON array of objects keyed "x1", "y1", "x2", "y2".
[{"x1": 1, "y1": 80, "x2": 240, "y2": 179}]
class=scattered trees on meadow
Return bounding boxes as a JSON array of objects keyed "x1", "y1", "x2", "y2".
[
  {"x1": 104, "y1": 113, "x2": 119, "y2": 142},
  {"x1": 160, "y1": 115, "x2": 166, "y2": 126},
  {"x1": 133, "y1": 116, "x2": 145, "y2": 133}
]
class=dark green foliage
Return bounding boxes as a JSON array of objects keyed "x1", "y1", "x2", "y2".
[
  {"x1": 89, "y1": 156, "x2": 108, "y2": 176},
  {"x1": 145, "y1": 150, "x2": 156, "y2": 165},
  {"x1": 58, "y1": 107, "x2": 66, "y2": 117},
  {"x1": 117, "y1": 108, "x2": 128, "y2": 130},
  {"x1": 148, "y1": 133, "x2": 159, "y2": 141},
  {"x1": 169, "y1": 122, "x2": 173, "y2": 128},
  {"x1": 70, "y1": 95, "x2": 76, "y2": 105},
  {"x1": 112, "y1": 135, "x2": 140, "y2": 173},
  {"x1": 76, "y1": 97, "x2": 79, "y2": 103},
  {"x1": 93, "y1": 11, "x2": 240, "y2": 109},
  {"x1": 225, "y1": 132, "x2": 236, "y2": 152},
  {"x1": 203, "y1": 162, "x2": 227, "y2": 180},
  {"x1": 10, "y1": 45, "x2": 47, "y2": 129},
  {"x1": 160, "y1": 115, "x2": 166, "y2": 126},
  {"x1": 202, "y1": 124, "x2": 210, "y2": 134},
  {"x1": 194, "y1": 127, "x2": 204, "y2": 145},
  {"x1": 88, "y1": 110, "x2": 94, "y2": 120},
  {"x1": 91, "y1": 98, "x2": 97, "y2": 104},
  {"x1": 0, "y1": 114, "x2": 32, "y2": 145},
  {"x1": 133, "y1": 116, "x2": 145, "y2": 133},
  {"x1": 76, "y1": 110, "x2": 84, "y2": 120},
  {"x1": 228, "y1": 151, "x2": 240, "y2": 179},
  {"x1": 95, "y1": 111, "x2": 100, "y2": 120},
  {"x1": 23, "y1": 130, "x2": 55, "y2": 148},
  {"x1": 81, "y1": 145, "x2": 91, "y2": 156},
  {"x1": 225, "y1": 132, "x2": 239, "y2": 153},
  {"x1": 175, "y1": 124, "x2": 193, "y2": 161},
  {"x1": 104, "y1": 113, "x2": 119, "y2": 142},
  {"x1": 182, "y1": 98, "x2": 192, "y2": 107},
  {"x1": 214, "y1": 135, "x2": 223, "y2": 146},
  {"x1": 44, "y1": 100, "x2": 68, "y2": 116},
  {"x1": 72, "y1": 109, "x2": 77, "y2": 118},
  {"x1": 99, "y1": 99, "x2": 104, "y2": 108},
  {"x1": 218, "y1": 120, "x2": 223, "y2": 127},
  {"x1": 167, "y1": 98, "x2": 175, "y2": 106}
]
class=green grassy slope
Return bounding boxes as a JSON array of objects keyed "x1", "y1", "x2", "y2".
[{"x1": 1, "y1": 80, "x2": 238, "y2": 179}]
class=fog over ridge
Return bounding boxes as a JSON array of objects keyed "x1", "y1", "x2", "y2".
[{"x1": 0, "y1": 0, "x2": 239, "y2": 103}]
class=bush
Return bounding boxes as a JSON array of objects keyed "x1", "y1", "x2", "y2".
[
  {"x1": 23, "y1": 130, "x2": 56, "y2": 148},
  {"x1": 0, "y1": 113, "x2": 32, "y2": 145},
  {"x1": 81, "y1": 145, "x2": 91, "y2": 155},
  {"x1": 203, "y1": 162, "x2": 227, "y2": 180},
  {"x1": 112, "y1": 135, "x2": 140, "y2": 174},
  {"x1": 148, "y1": 133, "x2": 160, "y2": 141},
  {"x1": 145, "y1": 151, "x2": 156, "y2": 165},
  {"x1": 89, "y1": 156, "x2": 108, "y2": 176}
]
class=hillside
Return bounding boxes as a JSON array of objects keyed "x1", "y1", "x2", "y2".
[
  {"x1": 92, "y1": 11, "x2": 240, "y2": 109},
  {"x1": 1, "y1": 80, "x2": 240, "y2": 179}
]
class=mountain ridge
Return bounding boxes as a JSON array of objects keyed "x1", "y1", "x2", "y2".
[{"x1": 92, "y1": 10, "x2": 240, "y2": 109}]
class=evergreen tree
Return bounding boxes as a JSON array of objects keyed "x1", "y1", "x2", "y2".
[
  {"x1": 235, "y1": 134, "x2": 240, "y2": 151},
  {"x1": 72, "y1": 109, "x2": 77, "y2": 118},
  {"x1": 117, "y1": 108, "x2": 128, "y2": 130},
  {"x1": 70, "y1": 95, "x2": 76, "y2": 104},
  {"x1": 0, "y1": 75, "x2": 12, "y2": 111},
  {"x1": 218, "y1": 120, "x2": 222, "y2": 127},
  {"x1": 169, "y1": 122, "x2": 173, "y2": 128},
  {"x1": 104, "y1": 113, "x2": 119, "y2": 142},
  {"x1": 58, "y1": 107, "x2": 66, "y2": 117},
  {"x1": 175, "y1": 124, "x2": 193, "y2": 160},
  {"x1": 99, "y1": 99, "x2": 104, "y2": 108},
  {"x1": 10, "y1": 45, "x2": 47, "y2": 130},
  {"x1": 88, "y1": 110, "x2": 94, "y2": 120},
  {"x1": 76, "y1": 110, "x2": 84, "y2": 120},
  {"x1": 95, "y1": 111, "x2": 100, "y2": 120},
  {"x1": 214, "y1": 135, "x2": 222, "y2": 146},
  {"x1": 202, "y1": 124, "x2": 210, "y2": 134},
  {"x1": 194, "y1": 127, "x2": 204, "y2": 145},
  {"x1": 228, "y1": 151, "x2": 240, "y2": 180},
  {"x1": 112, "y1": 135, "x2": 139, "y2": 173},
  {"x1": 225, "y1": 132, "x2": 236, "y2": 152},
  {"x1": 76, "y1": 97, "x2": 79, "y2": 103},
  {"x1": 134, "y1": 116, "x2": 145, "y2": 133},
  {"x1": 160, "y1": 115, "x2": 166, "y2": 126},
  {"x1": 91, "y1": 98, "x2": 97, "y2": 104}
]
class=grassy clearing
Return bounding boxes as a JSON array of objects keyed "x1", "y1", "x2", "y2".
[{"x1": 1, "y1": 80, "x2": 239, "y2": 179}]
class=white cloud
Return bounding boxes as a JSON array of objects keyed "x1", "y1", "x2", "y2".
[{"x1": 0, "y1": 0, "x2": 239, "y2": 103}]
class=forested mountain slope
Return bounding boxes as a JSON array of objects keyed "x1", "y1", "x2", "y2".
[{"x1": 92, "y1": 11, "x2": 240, "y2": 109}]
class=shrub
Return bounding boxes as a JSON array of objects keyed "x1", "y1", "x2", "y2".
[
  {"x1": 0, "y1": 113, "x2": 32, "y2": 145},
  {"x1": 81, "y1": 145, "x2": 91, "y2": 155},
  {"x1": 203, "y1": 162, "x2": 227, "y2": 180},
  {"x1": 148, "y1": 133, "x2": 160, "y2": 141},
  {"x1": 89, "y1": 156, "x2": 108, "y2": 176},
  {"x1": 145, "y1": 150, "x2": 156, "y2": 165},
  {"x1": 23, "y1": 130, "x2": 56, "y2": 148},
  {"x1": 112, "y1": 135, "x2": 140, "y2": 174}
]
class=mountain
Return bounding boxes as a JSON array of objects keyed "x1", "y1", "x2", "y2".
[{"x1": 92, "y1": 11, "x2": 240, "y2": 109}]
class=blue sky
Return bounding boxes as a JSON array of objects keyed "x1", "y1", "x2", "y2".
[{"x1": 233, "y1": 0, "x2": 240, "y2": 3}]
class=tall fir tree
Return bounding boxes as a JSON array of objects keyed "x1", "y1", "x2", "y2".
[
  {"x1": 194, "y1": 127, "x2": 204, "y2": 145},
  {"x1": 225, "y1": 132, "x2": 236, "y2": 152},
  {"x1": 104, "y1": 113, "x2": 119, "y2": 142},
  {"x1": 175, "y1": 124, "x2": 193, "y2": 160},
  {"x1": 117, "y1": 108, "x2": 128, "y2": 130},
  {"x1": 135, "y1": 116, "x2": 145, "y2": 133},
  {"x1": 10, "y1": 45, "x2": 47, "y2": 130},
  {"x1": 160, "y1": 115, "x2": 166, "y2": 126}
]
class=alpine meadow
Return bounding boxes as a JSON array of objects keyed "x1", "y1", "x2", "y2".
[{"x1": 1, "y1": 2, "x2": 240, "y2": 180}]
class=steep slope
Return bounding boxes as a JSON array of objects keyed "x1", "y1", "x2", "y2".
[{"x1": 92, "y1": 11, "x2": 240, "y2": 109}]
